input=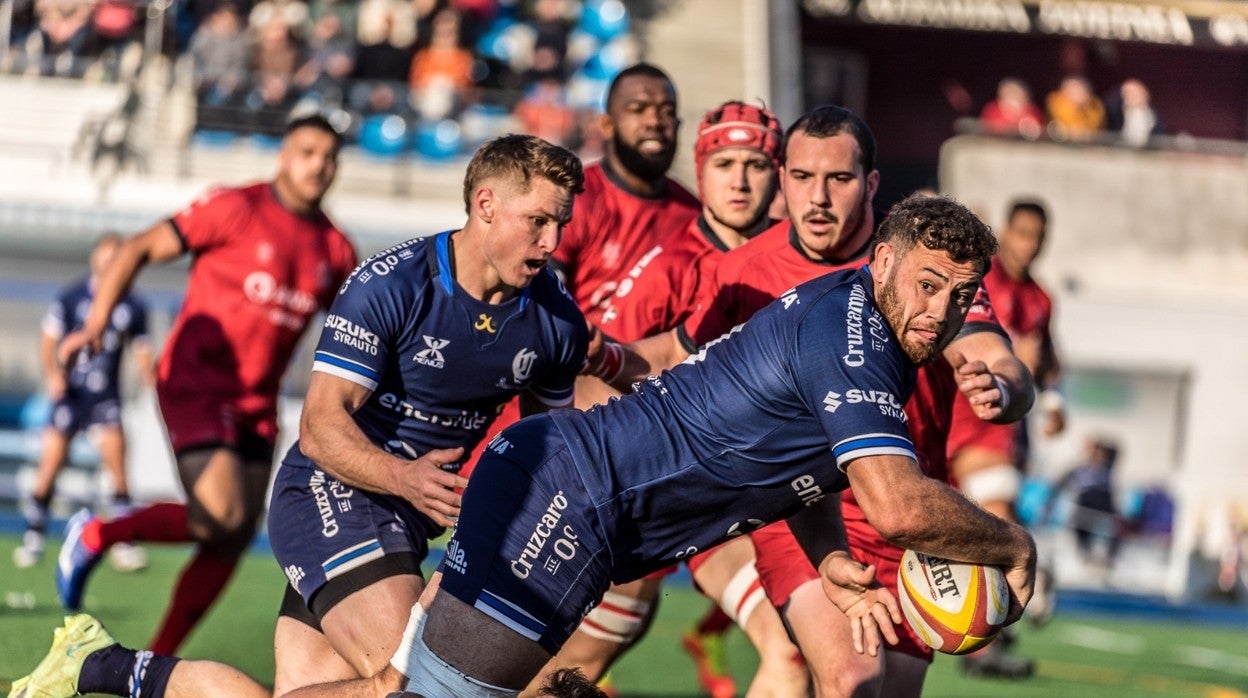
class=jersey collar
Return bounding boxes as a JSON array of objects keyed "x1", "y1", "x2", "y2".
[{"x1": 433, "y1": 231, "x2": 531, "y2": 309}]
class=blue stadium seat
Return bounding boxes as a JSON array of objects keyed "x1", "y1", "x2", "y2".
[
  {"x1": 19, "y1": 395, "x2": 51, "y2": 431},
  {"x1": 477, "y1": 17, "x2": 521, "y2": 63},
  {"x1": 414, "y1": 119, "x2": 463, "y2": 160},
  {"x1": 579, "y1": 0, "x2": 630, "y2": 41},
  {"x1": 191, "y1": 130, "x2": 238, "y2": 147},
  {"x1": 359, "y1": 114, "x2": 410, "y2": 157},
  {"x1": 566, "y1": 70, "x2": 610, "y2": 111}
]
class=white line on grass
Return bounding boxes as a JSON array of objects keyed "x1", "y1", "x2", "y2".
[
  {"x1": 1058, "y1": 623, "x2": 1146, "y2": 654},
  {"x1": 1174, "y1": 645, "x2": 1248, "y2": 677}
]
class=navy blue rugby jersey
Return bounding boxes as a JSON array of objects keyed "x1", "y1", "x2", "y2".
[
  {"x1": 45, "y1": 278, "x2": 149, "y2": 398},
  {"x1": 550, "y1": 266, "x2": 917, "y2": 579},
  {"x1": 306, "y1": 231, "x2": 588, "y2": 461}
]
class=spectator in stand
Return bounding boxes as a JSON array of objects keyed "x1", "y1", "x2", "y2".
[
  {"x1": 294, "y1": 11, "x2": 356, "y2": 101},
  {"x1": 980, "y1": 77, "x2": 1044, "y2": 140},
  {"x1": 245, "y1": 12, "x2": 305, "y2": 134},
  {"x1": 88, "y1": 0, "x2": 141, "y2": 79},
  {"x1": 514, "y1": 75, "x2": 576, "y2": 147},
  {"x1": 349, "y1": 0, "x2": 416, "y2": 116},
  {"x1": 35, "y1": 0, "x2": 94, "y2": 76},
  {"x1": 249, "y1": 0, "x2": 310, "y2": 35},
  {"x1": 408, "y1": 7, "x2": 474, "y2": 120},
  {"x1": 1045, "y1": 74, "x2": 1104, "y2": 142},
  {"x1": 190, "y1": 2, "x2": 250, "y2": 131},
  {"x1": 1104, "y1": 78, "x2": 1165, "y2": 148},
  {"x1": 527, "y1": 0, "x2": 572, "y2": 82},
  {"x1": 250, "y1": 11, "x2": 304, "y2": 88}
]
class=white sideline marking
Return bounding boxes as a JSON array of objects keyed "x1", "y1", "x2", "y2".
[
  {"x1": 1174, "y1": 645, "x2": 1248, "y2": 677},
  {"x1": 1059, "y1": 623, "x2": 1146, "y2": 654}
]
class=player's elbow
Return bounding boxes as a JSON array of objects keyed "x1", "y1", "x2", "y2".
[
  {"x1": 867, "y1": 504, "x2": 928, "y2": 547},
  {"x1": 298, "y1": 407, "x2": 330, "y2": 462}
]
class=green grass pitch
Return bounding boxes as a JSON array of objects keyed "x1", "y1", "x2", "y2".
[{"x1": 1, "y1": 537, "x2": 1245, "y2": 697}]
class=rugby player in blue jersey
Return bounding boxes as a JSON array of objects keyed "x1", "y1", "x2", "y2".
[
  {"x1": 10, "y1": 134, "x2": 589, "y2": 698},
  {"x1": 279, "y1": 194, "x2": 1038, "y2": 698}
]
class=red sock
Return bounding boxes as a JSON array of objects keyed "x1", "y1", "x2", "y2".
[
  {"x1": 88, "y1": 503, "x2": 192, "y2": 552},
  {"x1": 148, "y1": 549, "x2": 239, "y2": 655},
  {"x1": 696, "y1": 604, "x2": 734, "y2": 636}
]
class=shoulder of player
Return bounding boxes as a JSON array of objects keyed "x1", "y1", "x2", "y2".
[
  {"x1": 343, "y1": 236, "x2": 434, "y2": 294},
  {"x1": 714, "y1": 221, "x2": 790, "y2": 272},
  {"x1": 528, "y1": 269, "x2": 589, "y2": 333},
  {"x1": 788, "y1": 267, "x2": 875, "y2": 323}
]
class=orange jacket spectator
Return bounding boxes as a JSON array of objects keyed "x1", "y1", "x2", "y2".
[{"x1": 1046, "y1": 75, "x2": 1105, "y2": 141}]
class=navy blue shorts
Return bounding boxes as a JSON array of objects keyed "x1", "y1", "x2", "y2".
[
  {"x1": 437, "y1": 414, "x2": 612, "y2": 655},
  {"x1": 268, "y1": 449, "x2": 442, "y2": 614},
  {"x1": 49, "y1": 393, "x2": 120, "y2": 434}
]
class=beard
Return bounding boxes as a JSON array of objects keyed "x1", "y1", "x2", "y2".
[
  {"x1": 612, "y1": 131, "x2": 675, "y2": 182},
  {"x1": 877, "y1": 274, "x2": 943, "y2": 365}
]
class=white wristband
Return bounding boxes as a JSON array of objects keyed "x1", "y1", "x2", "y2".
[{"x1": 1039, "y1": 389, "x2": 1065, "y2": 412}]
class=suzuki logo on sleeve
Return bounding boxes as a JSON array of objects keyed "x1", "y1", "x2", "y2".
[
  {"x1": 823, "y1": 391, "x2": 842, "y2": 413},
  {"x1": 414, "y1": 336, "x2": 449, "y2": 368}
]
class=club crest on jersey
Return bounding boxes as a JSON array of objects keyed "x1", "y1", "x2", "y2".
[
  {"x1": 414, "y1": 335, "x2": 449, "y2": 368},
  {"x1": 474, "y1": 313, "x2": 497, "y2": 333},
  {"x1": 512, "y1": 348, "x2": 538, "y2": 385}
]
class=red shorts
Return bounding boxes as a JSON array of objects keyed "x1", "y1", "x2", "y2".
[
  {"x1": 157, "y1": 385, "x2": 277, "y2": 460},
  {"x1": 946, "y1": 389, "x2": 1016, "y2": 462},
  {"x1": 754, "y1": 512, "x2": 933, "y2": 663}
]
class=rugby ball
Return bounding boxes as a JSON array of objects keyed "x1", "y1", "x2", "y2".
[{"x1": 897, "y1": 549, "x2": 1009, "y2": 655}]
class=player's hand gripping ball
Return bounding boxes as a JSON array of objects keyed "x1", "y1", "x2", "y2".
[{"x1": 897, "y1": 549, "x2": 1009, "y2": 654}]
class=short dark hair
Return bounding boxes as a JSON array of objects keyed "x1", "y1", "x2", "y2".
[
  {"x1": 782, "y1": 105, "x2": 876, "y2": 172},
  {"x1": 605, "y1": 62, "x2": 674, "y2": 112},
  {"x1": 462, "y1": 134, "x2": 585, "y2": 214},
  {"x1": 536, "y1": 668, "x2": 609, "y2": 698},
  {"x1": 1007, "y1": 198, "x2": 1048, "y2": 226},
  {"x1": 284, "y1": 113, "x2": 343, "y2": 149},
  {"x1": 871, "y1": 194, "x2": 997, "y2": 273}
]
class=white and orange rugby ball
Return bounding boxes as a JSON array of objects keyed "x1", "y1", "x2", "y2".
[{"x1": 897, "y1": 549, "x2": 1009, "y2": 655}]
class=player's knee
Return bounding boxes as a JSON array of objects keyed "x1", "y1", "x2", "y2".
[
  {"x1": 811, "y1": 663, "x2": 883, "y2": 698},
  {"x1": 579, "y1": 591, "x2": 653, "y2": 646},
  {"x1": 188, "y1": 507, "x2": 256, "y2": 547}
]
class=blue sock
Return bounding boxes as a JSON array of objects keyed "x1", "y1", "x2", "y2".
[{"x1": 79, "y1": 645, "x2": 179, "y2": 697}]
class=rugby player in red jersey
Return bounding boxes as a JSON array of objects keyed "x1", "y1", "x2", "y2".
[
  {"x1": 947, "y1": 199, "x2": 1064, "y2": 678},
  {"x1": 53, "y1": 115, "x2": 358, "y2": 655},
  {"x1": 593, "y1": 106, "x2": 1034, "y2": 697},
  {"x1": 538, "y1": 101, "x2": 807, "y2": 698}
]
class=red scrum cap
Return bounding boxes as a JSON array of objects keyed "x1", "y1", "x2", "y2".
[{"x1": 694, "y1": 101, "x2": 783, "y2": 179}]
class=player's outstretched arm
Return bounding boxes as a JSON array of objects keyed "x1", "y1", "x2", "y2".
[
  {"x1": 58, "y1": 222, "x2": 182, "y2": 366},
  {"x1": 582, "y1": 327, "x2": 690, "y2": 390},
  {"x1": 817, "y1": 551, "x2": 902, "y2": 656},
  {"x1": 300, "y1": 371, "x2": 467, "y2": 528},
  {"x1": 945, "y1": 330, "x2": 1035, "y2": 424},
  {"x1": 39, "y1": 327, "x2": 67, "y2": 400},
  {"x1": 788, "y1": 497, "x2": 902, "y2": 656},
  {"x1": 847, "y1": 453, "x2": 1037, "y2": 625}
]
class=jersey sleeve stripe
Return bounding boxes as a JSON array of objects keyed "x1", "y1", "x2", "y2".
[
  {"x1": 474, "y1": 591, "x2": 545, "y2": 641},
  {"x1": 313, "y1": 353, "x2": 380, "y2": 390},
  {"x1": 834, "y1": 446, "x2": 917, "y2": 471},
  {"x1": 530, "y1": 383, "x2": 574, "y2": 406},
  {"x1": 830, "y1": 433, "x2": 914, "y2": 459}
]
